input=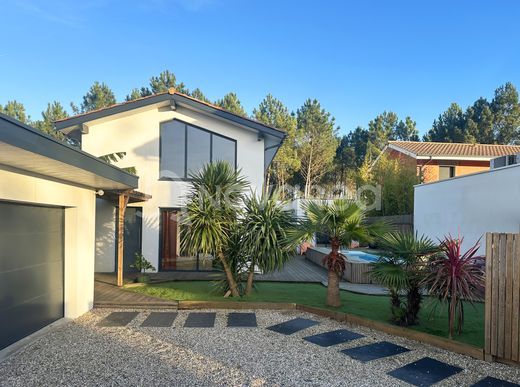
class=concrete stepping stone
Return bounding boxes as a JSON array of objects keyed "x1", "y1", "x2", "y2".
[
  {"x1": 98, "y1": 312, "x2": 139, "y2": 327},
  {"x1": 267, "y1": 317, "x2": 319, "y2": 335},
  {"x1": 471, "y1": 376, "x2": 520, "y2": 387},
  {"x1": 387, "y1": 357, "x2": 463, "y2": 387},
  {"x1": 183, "y1": 312, "x2": 216, "y2": 328},
  {"x1": 303, "y1": 329, "x2": 364, "y2": 347},
  {"x1": 141, "y1": 312, "x2": 178, "y2": 327},
  {"x1": 342, "y1": 341, "x2": 409, "y2": 362},
  {"x1": 227, "y1": 312, "x2": 257, "y2": 327}
]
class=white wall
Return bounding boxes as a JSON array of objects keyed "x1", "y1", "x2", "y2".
[
  {"x1": 82, "y1": 105, "x2": 266, "y2": 271},
  {"x1": 414, "y1": 164, "x2": 520, "y2": 253},
  {"x1": 0, "y1": 168, "x2": 96, "y2": 319}
]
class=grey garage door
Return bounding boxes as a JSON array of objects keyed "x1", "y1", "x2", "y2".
[{"x1": 0, "y1": 202, "x2": 64, "y2": 351}]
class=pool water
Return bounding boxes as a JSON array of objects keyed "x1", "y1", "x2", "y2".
[{"x1": 341, "y1": 250, "x2": 380, "y2": 263}]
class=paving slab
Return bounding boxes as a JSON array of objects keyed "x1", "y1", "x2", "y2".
[
  {"x1": 342, "y1": 341, "x2": 410, "y2": 362},
  {"x1": 471, "y1": 376, "x2": 520, "y2": 387},
  {"x1": 141, "y1": 312, "x2": 178, "y2": 327},
  {"x1": 303, "y1": 329, "x2": 364, "y2": 347},
  {"x1": 388, "y1": 356, "x2": 463, "y2": 387},
  {"x1": 98, "y1": 312, "x2": 139, "y2": 327},
  {"x1": 183, "y1": 312, "x2": 216, "y2": 328},
  {"x1": 267, "y1": 317, "x2": 319, "y2": 335},
  {"x1": 227, "y1": 312, "x2": 257, "y2": 327}
]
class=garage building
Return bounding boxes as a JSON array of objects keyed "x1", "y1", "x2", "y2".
[{"x1": 0, "y1": 113, "x2": 138, "y2": 353}]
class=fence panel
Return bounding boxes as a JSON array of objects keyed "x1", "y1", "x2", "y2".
[{"x1": 485, "y1": 232, "x2": 520, "y2": 364}]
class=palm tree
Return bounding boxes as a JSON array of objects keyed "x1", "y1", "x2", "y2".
[
  {"x1": 181, "y1": 161, "x2": 249, "y2": 297},
  {"x1": 370, "y1": 231, "x2": 439, "y2": 326},
  {"x1": 240, "y1": 191, "x2": 296, "y2": 295},
  {"x1": 292, "y1": 199, "x2": 387, "y2": 307}
]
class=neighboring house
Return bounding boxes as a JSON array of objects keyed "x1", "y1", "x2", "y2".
[
  {"x1": 55, "y1": 89, "x2": 285, "y2": 274},
  {"x1": 414, "y1": 161, "x2": 520, "y2": 254},
  {"x1": 0, "y1": 113, "x2": 138, "y2": 354},
  {"x1": 381, "y1": 141, "x2": 520, "y2": 183}
]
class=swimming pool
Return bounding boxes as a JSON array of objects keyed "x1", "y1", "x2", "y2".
[
  {"x1": 341, "y1": 250, "x2": 380, "y2": 263},
  {"x1": 310, "y1": 247, "x2": 381, "y2": 263}
]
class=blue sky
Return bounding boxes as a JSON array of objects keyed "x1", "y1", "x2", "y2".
[{"x1": 1, "y1": 0, "x2": 520, "y2": 136}]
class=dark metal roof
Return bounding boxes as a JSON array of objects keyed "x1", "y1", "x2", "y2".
[
  {"x1": 54, "y1": 90, "x2": 286, "y2": 140},
  {"x1": 0, "y1": 112, "x2": 138, "y2": 190}
]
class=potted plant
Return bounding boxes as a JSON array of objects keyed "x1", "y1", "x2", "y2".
[{"x1": 130, "y1": 252, "x2": 156, "y2": 283}]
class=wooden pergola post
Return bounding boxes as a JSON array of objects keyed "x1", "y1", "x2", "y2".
[{"x1": 117, "y1": 192, "x2": 130, "y2": 287}]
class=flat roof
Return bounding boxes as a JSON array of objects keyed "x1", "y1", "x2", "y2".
[{"x1": 0, "y1": 113, "x2": 138, "y2": 190}]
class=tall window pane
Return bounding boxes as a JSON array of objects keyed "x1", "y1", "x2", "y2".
[
  {"x1": 187, "y1": 126, "x2": 211, "y2": 175},
  {"x1": 212, "y1": 135, "x2": 235, "y2": 168},
  {"x1": 160, "y1": 120, "x2": 185, "y2": 179}
]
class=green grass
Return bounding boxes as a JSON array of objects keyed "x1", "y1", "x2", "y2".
[{"x1": 128, "y1": 281, "x2": 484, "y2": 348}]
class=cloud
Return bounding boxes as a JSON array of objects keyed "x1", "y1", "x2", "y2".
[{"x1": 12, "y1": 0, "x2": 101, "y2": 28}]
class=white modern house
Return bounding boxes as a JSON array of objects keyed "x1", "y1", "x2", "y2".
[
  {"x1": 0, "y1": 113, "x2": 138, "y2": 354},
  {"x1": 414, "y1": 159, "x2": 520, "y2": 253},
  {"x1": 55, "y1": 89, "x2": 285, "y2": 274}
]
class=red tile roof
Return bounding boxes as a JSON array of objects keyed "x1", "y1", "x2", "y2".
[{"x1": 388, "y1": 141, "x2": 520, "y2": 158}]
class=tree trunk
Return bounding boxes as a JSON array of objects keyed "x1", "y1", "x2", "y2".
[
  {"x1": 325, "y1": 238, "x2": 342, "y2": 307},
  {"x1": 245, "y1": 267, "x2": 254, "y2": 296},
  {"x1": 405, "y1": 285, "x2": 421, "y2": 325},
  {"x1": 304, "y1": 147, "x2": 313, "y2": 198},
  {"x1": 264, "y1": 169, "x2": 271, "y2": 196},
  {"x1": 327, "y1": 270, "x2": 341, "y2": 307},
  {"x1": 218, "y1": 251, "x2": 240, "y2": 297}
]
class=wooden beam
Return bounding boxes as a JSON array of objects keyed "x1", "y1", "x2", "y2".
[{"x1": 117, "y1": 193, "x2": 130, "y2": 287}]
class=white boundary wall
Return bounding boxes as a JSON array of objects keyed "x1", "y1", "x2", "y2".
[{"x1": 414, "y1": 164, "x2": 520, "y2": 253}]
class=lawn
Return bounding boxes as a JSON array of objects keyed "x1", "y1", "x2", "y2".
[{"x1": 127, "y1": 281, "x2": 484, "y2": 348}]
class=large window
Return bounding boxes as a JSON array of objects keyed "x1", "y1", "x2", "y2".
[{"x1": 160, "y1": 120, "x2": 237, "y2": 180}]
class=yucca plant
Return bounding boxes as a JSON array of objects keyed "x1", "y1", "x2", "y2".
[
  {"x1": 291, "y1": 199, "x2": 388, "y2": 307},
  {"x1": 181, "y1": 161, "x2": 249, "y2": 297},
  {"x1": 240, "y1": 190, "x2": 296, "y2": 295},
  {"x1": 422, "y1": 236, "x2": 485, "y2": 338},
  {"x1": 370, "y1": 232, "x2": 439, "y2": 325}
]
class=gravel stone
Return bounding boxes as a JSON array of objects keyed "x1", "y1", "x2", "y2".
[{"x1": 0, "y1": 308, "x2": 519, "y2": 386}]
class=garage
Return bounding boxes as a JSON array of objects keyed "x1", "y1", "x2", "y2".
[
  {"x1": 0, "y1": 112, "x2": 139, "y2": 355},
  {"x1": 0, "y1": 203, "x2": 64, "y2": 350}
]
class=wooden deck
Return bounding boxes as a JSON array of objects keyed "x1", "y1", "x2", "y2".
[
  {"x1": 96, "y1": 255, "x2": 327, "y2": 285},
  {"x1": 94, "y1": 280, "x2": 178, "y2": 308}
]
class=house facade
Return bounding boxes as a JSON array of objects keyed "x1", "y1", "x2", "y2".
[
  {"x1": 0, "y1": 113, "x2": 137, "y2": 354},
  {"x1": 382, "y1": 141, "x2": 520, "y2": 183},
  {"x1": 55, "y1": 89, "x2": 285, "y2": 273}
]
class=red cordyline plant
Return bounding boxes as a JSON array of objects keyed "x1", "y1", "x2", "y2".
[{"x1": 422, "y1": 235, "x2": 485, "y2": 339}]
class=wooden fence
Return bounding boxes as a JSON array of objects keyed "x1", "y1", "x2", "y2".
[
  {"x1": 485, "y1": 232, "x2": 520, "y2": 364},
  {"x1": 366, "y1": 214, "x2": 413, "y2": 233}
]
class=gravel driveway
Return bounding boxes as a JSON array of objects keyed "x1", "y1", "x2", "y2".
[{"x1": 0, "y1": 309, "x2": 519, "y2": 386}]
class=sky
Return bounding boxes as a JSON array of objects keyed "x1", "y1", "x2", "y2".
[{"x1": 1, "y1": 0, "x2": 520, "y2": 136}]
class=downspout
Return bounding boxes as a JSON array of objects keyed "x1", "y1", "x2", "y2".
[{"x1": 419, "y1": 156, "x2": 433, "y2": 182}]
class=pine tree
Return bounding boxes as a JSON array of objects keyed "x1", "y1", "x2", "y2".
[
  {"x1": 80, "y1": 82, "x2": 116, "y2": 113},
  {"x1": 491, "y1": 82, "x2": 520, "y2": 144},
  {"x1": 296, "y1": 99, "x2": 338, "y2": 198},
  {"x1": 33, "y1": 101, "x2": 68, "y2": 138},
  {"x1": 125, "y1": 87, "x2": 152, "y2": 101},
  {"x1": 215, "y1": 92, "x2": 247, "y2": 116},
  {"x1": 253, "y1": 94, "x2": 300, "y2": 196},
  {"x1": 190, "y1": 88, "x2": 211, "y2": 103},
  {"x1": 149, "y1": 69, "x2": 189, "y2": 94},
  {"x1": 0, "y1": 100, "x2": 28, "y2": 123}
]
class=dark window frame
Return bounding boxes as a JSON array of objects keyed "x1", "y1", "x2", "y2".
[
  {"x1": 159, "y1": 119, "x2": 237, "y2": 181},
  {"x1": 439, "y1": 165, "x2": 456, "y2": 180}
]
